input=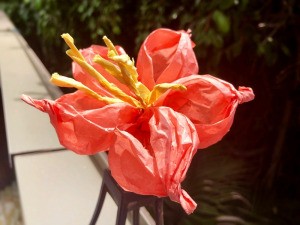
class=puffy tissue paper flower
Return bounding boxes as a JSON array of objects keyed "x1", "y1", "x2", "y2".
[{"x1": 22, "y1": 28, "x2": 254, "y2": 214}]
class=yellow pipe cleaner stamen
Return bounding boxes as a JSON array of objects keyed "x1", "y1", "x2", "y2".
[
  {"x1": 147, "y1": 83, "x2": 187, "y2": 105},
  {"x1": 102, "y1": 37, "x2": 150, "y2": 106},
  {"x1": 93, "y1": 55, "x2": 126, "y2": 85},
  {"x1": 61, "y1": 33, "x2": 142, "y2": 108},
  {"x1": 50, "y1": 73, "x2": 123, "y2": 104}
]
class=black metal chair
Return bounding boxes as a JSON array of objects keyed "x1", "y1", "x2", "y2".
[{"x1": 89, "y1": 169, "x2": 164, "y2": 225}]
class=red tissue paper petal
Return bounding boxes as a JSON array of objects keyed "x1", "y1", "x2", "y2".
[
  {"x1": 21, "y1": 91, "x2": 140, "y2": 154},
  {"x1": 137, "y1": 28, "x2": 199, "y2": 89},
  {"x1": 156, "y1": 75, "x2": 255, "y2": 149},
  {"x1": 109, "y1": 107, "x2": 199, "y2": 214}
]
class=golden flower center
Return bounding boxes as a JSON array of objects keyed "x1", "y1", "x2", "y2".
[{"x1": 50, "y1": 33, "x2": 186, "y2": 109}]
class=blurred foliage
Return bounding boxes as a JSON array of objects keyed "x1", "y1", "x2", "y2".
[
  {"x1": 1, "y1": 0, "x2": 300, "y2": 224},
  {"x1": 1, "y1": 0, "x2": 299, "y2": 75},
  {"x1": 135, "y1": 0, "x2": 299, "y2": 75},
  {"x1": 163, "y1": 147, "x2": 268, "y2": 225},
  {"x1": 1, "y1": 0, "x2": 123, "y2": 72}
]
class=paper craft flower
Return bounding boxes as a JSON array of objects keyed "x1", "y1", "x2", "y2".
[{"x1": 22, "y1": 28, "x2": 254, "y2": 214}]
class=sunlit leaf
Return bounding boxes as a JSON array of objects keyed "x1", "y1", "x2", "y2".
[{"x1": 212, "y1": 10, "x2": 231, "y2": 34}]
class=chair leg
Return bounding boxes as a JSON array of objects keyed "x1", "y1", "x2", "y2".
[
  {"x1": 155, "y1": 198, "x2": 164, "y2": 225},
  {"x1": 133, "y1": 208, "x2": 139, "y2": 225},
  {"x1": 116, "y1": 199, "x2": 127, "y2": 225},
  {"x1": 89, "y1": 182, "x2": 108, "y2": 225}
]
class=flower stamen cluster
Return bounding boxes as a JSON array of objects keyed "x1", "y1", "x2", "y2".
[{"x1": 51, "y1": 33, "x2": 186, "y2": 109}]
